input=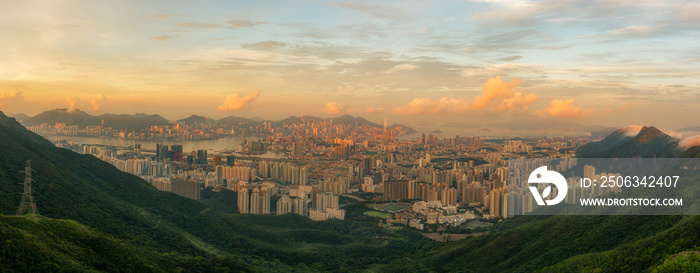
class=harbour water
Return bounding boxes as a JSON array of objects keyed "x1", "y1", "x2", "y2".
[{"x1": 44, "y1": 135, "x2": 286, "y2": 159}]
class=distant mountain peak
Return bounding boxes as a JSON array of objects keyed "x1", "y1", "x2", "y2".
[
  {"x1": 634, "y1": 126, "x2": 672, "y2": 143},
  {"x1": 619, "y1": 125, "x2": 644, "y2": 137},
  {"x1": 578, "y1": 125, "x2": 679, "y2": 158}
]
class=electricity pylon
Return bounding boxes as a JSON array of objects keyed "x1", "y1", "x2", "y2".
[{"x1": 16, "y1": 160, "x2": 38, "y2": 218}]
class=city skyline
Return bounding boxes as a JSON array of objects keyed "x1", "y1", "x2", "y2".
[{"x1": 1, "y1": 1, "x2": 699, "y2": 131}]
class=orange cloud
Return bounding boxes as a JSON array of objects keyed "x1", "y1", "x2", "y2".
[
  {"x1": 91, "y1": 93, "x2": 107, "y2": 112},
  {"x1": 324, "y1": 101, "x2": 347, "y2": 115},
  {"x1": 66, "y1": 97, "x2": 78, "y2": 112},
  {"x1": 217, "y1": 90, "x2": 260, "y2": 112},
  {"x1": 364, "y1": 107, "x2": 385, "y2": 114},
  {"x1": 395, "y1": 76, "x2": 538, "y2": 115},
  {"x1": 394, "y1": 97, "x2": 464, "y2": 115},
  {"x1": 0, "y1": 90, "x2": 24, "y2": 105},
  {"x1": 536, "y1": 99, "x2": 594, "y2": 118}
]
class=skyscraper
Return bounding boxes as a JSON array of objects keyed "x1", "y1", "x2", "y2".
[
  {"x1": 293, "y1": 142, "x2": 305, "y2": 157},
  {"x1": 197, "y1": 150, "x2": 207, "y2": 164},
  {"x1": 250, "y1": 188, "x2": 260, "y2": 214},
  {"x1": 300, "y1": 167, "x2": 309, "y2": 185},
  {"x1": 293, "y1": 196, "x2": 308, "y2": 216},
  {"x1": 215, "y1": 165, "x2": 223, "y2": 187},
  {"x1": 171, "y1": 144, "x2": 183, "y2": 161},
  {"x1": 171, "y1": 179, "x2": 201, "y2": 200},
  {"x1": 383, "y1": 180, "x2": 409, "y2": 201},
  {"x1": 157, "y1": 144, "x2": 168, "y2": 161},
  {"x1": 238, "y1": 183, "x2": 249, "y2": 214},
  {"x1": 277, "y1": 195, "x2": 293, "y2": 215},
  {"x1": 360, "y1": 157, "x2": 371, "y2": 176}
]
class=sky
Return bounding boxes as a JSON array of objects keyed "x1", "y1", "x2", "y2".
[{"x1": 0, "y1": 0, "x2": 699, "y2": 134}]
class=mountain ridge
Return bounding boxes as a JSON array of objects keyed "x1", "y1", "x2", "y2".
[
  {"x1": 21, "y1": 108, "x2": 415, "y2": 132},
  {"x1": 577, "y1": 125, "x2": 682, "y2": 158}
]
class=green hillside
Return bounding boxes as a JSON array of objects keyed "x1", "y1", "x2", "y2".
[{"x1": 417, "y1": 215, "x2": 699, "y2": 272}]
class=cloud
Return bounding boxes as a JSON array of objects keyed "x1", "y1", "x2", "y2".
[
  {"x1": 148, "y1": 35, "x2": 180, "y2": 41},
  {"x1": 674, "y1": 3, "x2": 700, "y2": 23},
  {"x1": 472, "y1": 0, "x2": 577, "y2": 25},
  {"x1": 152, "y1": 14, "x2": 172, "y2": 19},
  {"x1": 91, "y1": 93, "x2": 106, "y2": 112},
  {"x1": 535, "y1": 98, "x2": 594, "y2": 117},
  {"x1": 176, "y1": 20, "x2": 263, "y2": 30},
  {"x1": 395, "y1": 76, "x2": 538, "y2": 115},
  {"x1": 607, "y1": 25, "x2": 663, "y2": 37},
  {"x1": 177, "y1": 22, "x2": 222, "y2": 29},
  {"x1": 0, "y1": 90, "x2": 23, "y2": 102},
  {"x1": 66, "y1": 97, "x2": 78, "y2": 112},
  {"x1": 383, "y1": 64, "x2": 417, "y2": 74},
  {"x1": 498, "y1": 55, "x2": 522, "y2": 62},
  {"x1": 324, "y1": 102, "x2": 347, "y2": 115},
  {"x1": 217, "y1": 90, "x2": 261, "y2": 112},
  {"x1": 471, "y1": 76, "x2": 538, "y2": 114},
  {"x1": 364, "y1": 107, "x2": 384, "y2": 114},
  {"x1": 226, "y1": 20, "x2": 263, "y2": 28},
  {"x1": 470, "y1": 0, "x2": 530, "y2": 6},
  {"x1": 395, "y1": 97, "x2": 466, "y2": 115},
  {"x1": 334, "y1": 1, "x2": 412, "y2": 21},
  {"x1": 241, "y1": 41, "x2": 286, "y2": 50},
  {"x1": 679, "y1": 135, "x2": 700, "y2": 149},
  {"x1": 152, "y1": 14, "x2": 185, "y2": 19},
  {"x1": 0, "y1": 90, "x2": 26, "y2": 112}
]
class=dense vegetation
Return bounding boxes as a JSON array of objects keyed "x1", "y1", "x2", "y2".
[{"x1": 1, "y1": 111, "x2": 698, "y2": 272}]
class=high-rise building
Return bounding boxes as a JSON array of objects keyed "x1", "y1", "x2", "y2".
[
  {"x1": 383, "y1": 180, "x2": 410, "y2": 201},
  {"x1": 310, "y1": 188, "x2": 319, "y2": 209},
  {"x1": 293, "y1": 142, "x2": 305, "y2": 157},
  {"x1": 313, "y1": 192, "x2": 339, "y2": 211},
  {"x1": 440, "y1": 188, "x2": 458, "y2": 206},
  {"x1": 215, "y1": 165, "x2": 223, "y2": 187},
  {"x1": 171, "y1": 179, "x2": 200, "y2": 200},
  {"x1": 226, "y1": 155, "x2": 235, "y2": 167},
  {"x1": 249, "y1": 187, "x2": 271, "y2": 214},
  {"x1": 157, "y1": 144, "x2": 169, "y2": 161},
  {"x1": 197, "y1": 150, "x2": 207, "y2": 164},
  {"x1": 408, "y1": 180, "x2": 418, "y2": 199},
  {"x1": 250, "y1": 188, "x2": 261, "y2": 214},
  {"x1": 293, "y1": 196, "x2": 308, "y2": 216},
  {"x1": 309, "y1": 209, "x2": 328, "y2": 221},
  {"x1": 360, "y1": 157, "x2": 371, "y2": 176},
  {"x1": 300, "y1": 167, "x2": 309, "y2": 185},
  {"x1": 171, "y1": 145, "x2": 183, "y2": 161},
  {"x1": 333, "y1": 145, "x2": 348, "y2": 159},
  {"x1": 584, "y1": 164, "x2": 595, "y2": 179},
  {"x1": 261, "y1": 188, "x2": 270, "y2": 214},
  {"x1": 276, "y1": 195, "x2": 293, "y2": 215},
  {"x1": 238, "y1": 182, "x2": 249, "y2": 214}
]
